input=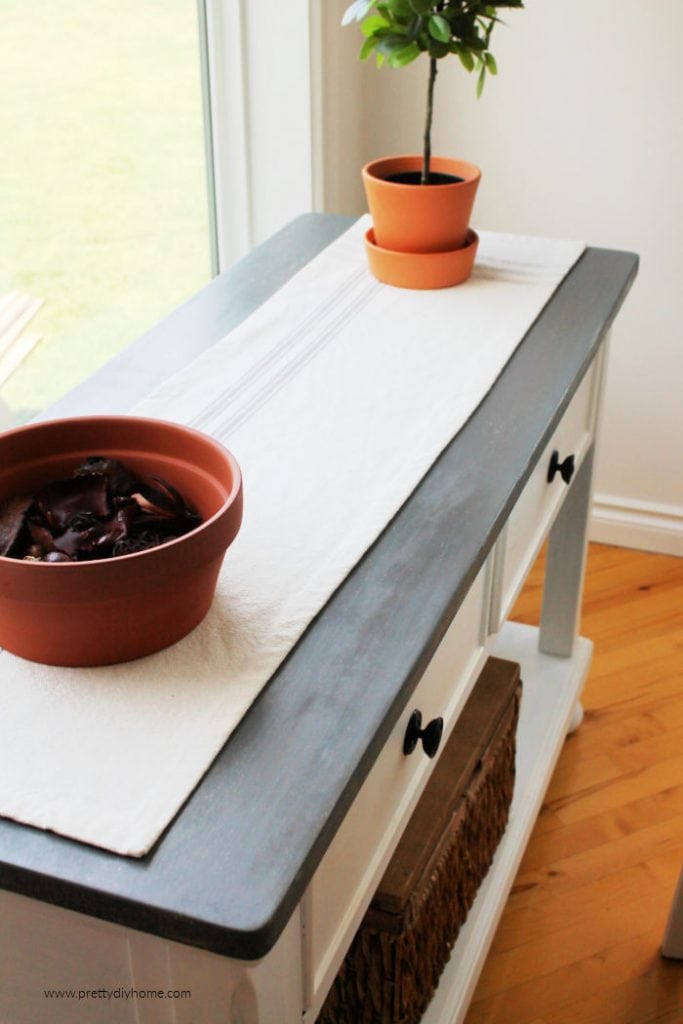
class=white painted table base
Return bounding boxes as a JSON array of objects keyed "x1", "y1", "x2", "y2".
[
  {"x1": 302, "y1": 352, "x2": 603, "y2": 1021},
  {"x1": 662, "y1": 870, "x2": 683, "y2": 960}
]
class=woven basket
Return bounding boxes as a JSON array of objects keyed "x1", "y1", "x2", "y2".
[{"x1": 317, "y1": 656, "x2": 522, "y2": 1024}]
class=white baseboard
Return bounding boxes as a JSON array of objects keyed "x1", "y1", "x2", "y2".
[{"x1": 590, "y1": 494, "x2": 683, "y2": 556}]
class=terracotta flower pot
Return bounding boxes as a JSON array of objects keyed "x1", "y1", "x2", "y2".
[
  {"x1": 362, "y1": 155, "x2": 481, "y2": 255},
  {"x1": 0, "y1": 416, "x2": 243, "y2": 667}
]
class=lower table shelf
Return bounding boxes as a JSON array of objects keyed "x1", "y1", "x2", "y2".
[{"x1": 421, "y1": 621, "x2": 592, "y2": 1024}]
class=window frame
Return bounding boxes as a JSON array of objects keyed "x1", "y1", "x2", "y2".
[{"x1": 200, "y1": 0, "x2": 324, "y2": 274}]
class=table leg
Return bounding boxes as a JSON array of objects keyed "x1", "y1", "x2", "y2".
[
  {"x1": 662, "y1": 868, "x2": 683, "y2": 959},
  {"x1": 539, "y1": 444, "x2": 594, "y2": 661}
]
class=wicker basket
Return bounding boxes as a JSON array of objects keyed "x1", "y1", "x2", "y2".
[{"x1": 317, "y1": 656, "x2": 522, "y2": 1024}]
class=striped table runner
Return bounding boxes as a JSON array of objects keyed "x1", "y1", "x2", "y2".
[{"x1": 0, "y1": 217, "x2": 585, "y2": 856}]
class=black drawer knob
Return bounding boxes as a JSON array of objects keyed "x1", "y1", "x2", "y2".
[
  {"x1": 403, "y1": 710, "x2": 444, "y2": 758},
  {"x1": 547, "y1": 449, "x2": 576, "y2": 485}
]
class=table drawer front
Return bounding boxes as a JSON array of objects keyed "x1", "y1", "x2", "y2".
[
  {"x1": 496, "y1": 363, "x2": 598, "y2": 624},
  {"x1": 304, "y1": 565, "x2": 489, "y2": 1016}
]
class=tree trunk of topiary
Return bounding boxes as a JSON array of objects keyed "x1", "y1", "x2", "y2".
[{"x1": 422, "y1": 57, "x2": 438, "y2": 185}]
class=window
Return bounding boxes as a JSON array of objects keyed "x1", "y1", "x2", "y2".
[{"x1": 0, "y1": 1, "x2": 211, "y2": 424}]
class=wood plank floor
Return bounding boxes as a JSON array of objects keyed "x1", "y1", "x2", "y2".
[{"x1": 464, "y1": 542, "x2": 683, "y2": 1024}]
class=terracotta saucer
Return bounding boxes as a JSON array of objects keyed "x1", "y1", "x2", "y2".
[{"x1": 364, "y1": 227, "x2": 479, "y2": 290}]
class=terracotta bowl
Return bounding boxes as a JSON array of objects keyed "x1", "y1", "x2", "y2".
[{"x1": 0, "y1": 416, "x2": 243, "y2": 667}]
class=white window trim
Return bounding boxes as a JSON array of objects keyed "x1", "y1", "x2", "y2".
[{"x1": 200, "y1": 0, "x2": 325, "y2": 273}]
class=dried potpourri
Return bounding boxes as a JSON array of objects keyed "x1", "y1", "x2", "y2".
[{"x1": 0, "y1": 457, "x2": 202, "y2": 562}]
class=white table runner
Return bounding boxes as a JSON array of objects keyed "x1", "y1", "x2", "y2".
[{"x1": 0, "y1": 217, "x2": 585, "y2": 856}]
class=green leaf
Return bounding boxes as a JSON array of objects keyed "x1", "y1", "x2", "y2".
[
  {"x1": 406, "y1": 14, "x2": 423, "y2": 41},
  {"x1": 377, "y1": 32, "x2": 413, "y2": 53},
  {"x1": 386, "y1": 0, "x2": 414, "y2": 16},
  {"x1": 361, "y1": 14, "x2": 390, "y2": 36},
  {"x1": 342, "y1": 0, "x2": 376, "y2": 27},
  {"x1": 359, "y1": 35, "x2": 378, "y2": 60},
  {"x1": 484, "y1": 51, "x2": 498, "y2": 73},
  {"x1": 428, "y1": 14, "x2": 451, "y2": 42},
  {"x1": 387, "y1": 41, "x2": 421, "y2": 65},
  {"x1": 427, "y1": 38, "x2": 450, "y2": 58},
  {"x1": 408, "y1": 0, "x2": 433, "y2": 14},
  {"x1": 455, "y1": 46, "x2": 474, "y2": 71},
  {"x1": 476, "y1": 64, "x2": 486, "y2": 97},
  {"x1": 468, "y1": 33, "x2": 487, "y2": 50}
]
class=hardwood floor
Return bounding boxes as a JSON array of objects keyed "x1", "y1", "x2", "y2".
[{"x1": 464, "y1": 543, "x2": 683, "y2": 1024}]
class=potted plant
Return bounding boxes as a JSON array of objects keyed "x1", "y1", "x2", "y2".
[{"x1": 343, "y1": 0, "x2": 524, "y2": 288}]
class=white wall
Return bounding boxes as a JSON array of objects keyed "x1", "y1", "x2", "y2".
[
  {"x1": 324, "y1": 0, "x2": 683, "y2": 554},
  {"x1": 317, "y1": 0, "x2": 368, "y2": 215}
]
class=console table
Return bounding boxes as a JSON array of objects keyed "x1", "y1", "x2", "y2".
[{"x1": 0, "y1": 215, "x2": 638, "y2": 1024}]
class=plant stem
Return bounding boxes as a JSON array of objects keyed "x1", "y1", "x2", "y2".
[{"x1": 422, "y1": 57, "x2": 438, "y2": 185}]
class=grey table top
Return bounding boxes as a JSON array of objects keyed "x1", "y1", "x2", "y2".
[{"x1": 0, "y1": 214, "x2": 638, "y2": 960}]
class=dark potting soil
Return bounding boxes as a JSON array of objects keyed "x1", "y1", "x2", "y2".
[{"x1": 385, "y1": 171, "x2": 464, "y2": 186}]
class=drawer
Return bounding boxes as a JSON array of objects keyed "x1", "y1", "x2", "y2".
[
  {"x1": 494, "y1": 361, "x2": 598, "y2": 627},
  {"x1": 303, "y1": 564, "x2": 490, "y2": 1017}
]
